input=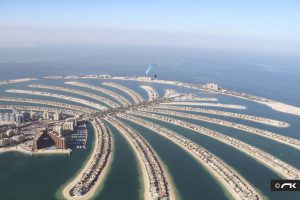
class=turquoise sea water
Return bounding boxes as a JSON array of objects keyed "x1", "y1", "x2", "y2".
[{"x1": 0, "y1": 48, "x2": 300, "y2": 200}]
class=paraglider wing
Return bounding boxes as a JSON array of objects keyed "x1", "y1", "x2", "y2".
[{"x1": 145, "y1": 64, "x2": 157, "y2": 75}]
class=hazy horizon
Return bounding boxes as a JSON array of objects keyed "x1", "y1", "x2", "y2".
[{"x1": 1, "y1": 0, "x2": 300, "y2": 55}]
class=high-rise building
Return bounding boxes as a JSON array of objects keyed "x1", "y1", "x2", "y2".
[
  {"x1": 66, "y1": 118, "x2": 77, "y2": 126},
  {"x1": 0, "y1": 138, "x2": 13, "y2": 147},
  {"x1": 49, "y1": 131, "x2": 66, "y2": 149},
  {"x1": 43, "y1": 111, "x2": 49, "y2": 120},
  {"x1": 53, "y1": 124, "x2": 63, "y2": 136},
  {"x1": 12, "y1": 108, "x2": 19, "y2": 115},
  {"x1": 62, "y1": 122, "x2": 74, "y2": 131},
  {"x1": 6, "y1": 129, "x2": 16, "y2": 137},
  {"x1": 203, "y1": 83, "x2": 221, "y2": 90},
  {"x1": 3, "y1": 113, "x2": 9, "y2": 122},
  {"x1": 16, "y1": 114, "x2": 23, "y2": 123},
  {"x1": 30, "y1": 111, "x2": 35, "y2": 119},
  {"x1": 9, "y1": 113, "x2": 16, "y2": 122},
  {"x1": 0, "y1": 112, "x2": 21, "y2": 123},
  {"x1": 13, "y1": 134, "x2": 25, "y2": 143},
  {"x1": 53, "y1": 112, "x2": 62, "y2": 121},
  {"x1": 34, "y1": 129, "x2": 66, "y2": 150}
]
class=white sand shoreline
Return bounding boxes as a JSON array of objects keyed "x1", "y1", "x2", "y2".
[
  {"x1": 156, "y1": 105, "x2": 289, "y2": 128},
  {"x1": 6, "y1": 89, "x2": 106, "y2": 110},
  {"x1": 132, "y1": 111, "x2": 300, "y2": 180},
  {"x1": 0, "y1": 146, "x2": 32, "y2": 155},
  {"x1": 107, "y1": 118, "x2": 176, "y2": 200},
  {"x1": 121, "y1": 114, "x2": 260, "y2": 200},
  {"x1": 222, "y1": 92, "x2": 300, "y2": 116},
  {"x1": 106, "y1": 120, "x2": 152, "y2": 200},
  {"x1": 144, "y1": 108, "x2": 300, "y2": 151},
  {"x1": 62, "y1": 121, "x2": 112, "y2": 200}
]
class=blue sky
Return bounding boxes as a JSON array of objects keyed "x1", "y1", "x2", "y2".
[{"x1": 0, "y1": 0, "x2": 299, "y2": 54}]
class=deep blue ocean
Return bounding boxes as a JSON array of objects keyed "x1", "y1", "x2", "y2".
[
  {"x1": 0, "y1": 45, "x2": 299, "y2": 106},
  {"x1": 0, "y1": 45, "x2": 300, "y2": 200}
]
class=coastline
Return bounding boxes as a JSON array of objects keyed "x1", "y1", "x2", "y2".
[
  {"x1": 34, "y1": 149, "x2": 71, "y2": 155},
  {"x1": 43, "y1": 75, "x2": 300, "y2": 116},
  {"x1": 131, "y1": 111, "x2": 300, "y2": 180},
  {"x1": 156, "y1": 105, "x2": 289, "y2": 128},
  {"x1": 107, "y1": 119, "x2": 176, "y2": 200},
  {"x1": 220, "y1": 90, "x2": 300, "y2": 116},
  {"x1": 144, "y1": 108, "x2": 300, "y2": 150},
  {"x1": 124, "y1": 131, "x2": 177, "y2": 200},
  {"x1": 107, "y1": 121, "x2": 152, "y2": 200},
  {"x1": 121, "y1": 115, "x2": 261, "y2": 200},
  {"x1": 260, "y1": 100, "x2": 300, "y2": 116},
  {"x1": 0, "y1": 147, "x2": 72, "y2": 156},
  {"x1": 0, "y1": 146, "x2": 32, "y2": 156},
  {"x1": 62, "y1": 122, "x2": 112, "y2": 200},
  {"x1": 5, "y1": 89, "x2": 106, "y2": 110},
  {"x1": 191, "y1": 150, "x2": 260, "y2": 200}
]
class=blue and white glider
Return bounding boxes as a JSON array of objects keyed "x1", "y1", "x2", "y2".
[{"x1": 145, "y1": 64, "x2": 157, "y2": 75}]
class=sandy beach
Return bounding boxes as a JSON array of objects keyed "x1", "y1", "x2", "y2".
[
  {"x1": 1, "y1": 145, "x2": 72, "y2": 156},
  {"x1": 131, "y1": 111, "x2": 300, "y2": 180},
  {"x1": 107, "y1": 119, "x2": 176, "y2": 200},
  {"x1": 0, "y1": 146, "x2": 33, "y2": 155},
  {"x1": 0, "y1": 97, "x2": 93, "y2": 113},
  {"x1": 34, "y1": 149, "x2": 71, "y2": 155},
  {"x1": 221, "y1": 91, "x2": 300, "y2": 116},
  {"x1": 29, "y1": 84, "x2": 119, "y2": 108},
  {"x1": 156, "y1": 105, "x2": 289, "y2": 128},
  {"x1": 6, "y1": 89, "x2": 106, "y2": 110},
  {"x1": 121, "y1": 114, "x2": 260, "y2": 200},
  {"x1": 262, "y1": 101, "x2": 300, "y2": 116},
  {"x1": 62, "y1": 122, "x2": 112, "y2": 200},
  {"x1": 65, "y1": 81, "x2": 131, "y2": 106},
  {"x1": 106, "y1": 120, "x2": 151, "y2": 200},
  {"x1": 144, "y1": 108, "x2": 300, "y2": 150},
  {"x1": 103, "y1": 82, "x2": 144, "y2": 104}
]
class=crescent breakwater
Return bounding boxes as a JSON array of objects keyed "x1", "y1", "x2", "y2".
[
  {"x1": 108, "y1": 76, "x2": 300, "y2": 116},
  {"x1": 63, "y1": 119, "x2": 112, "y2": 199},
  {"x1": 119, "y1": 113, "x2": 261, "y2": 200},
  {"x1": 217, "y1": 89, "x2": 300, "y2": 116},
  {"x1": 140, "y1": 108, "x2": 300, "y2": 150},
  {"x1": 44, "y1": 75, "x2": 300, "y2": 116},
  {"x1": 130, "y1": 110, "x2": 300, "y2": 180},
  {"x1": 65, "y1": 81, "x2": 131, "y2": 106},
  {"x1": 102, "y1": 82, "x2": 144, "y2": 104},
  {"x1": 175, "y1": 97, "x2": 218, "y2": 102},
  {"x1": 5, "y1": 89, "x2": 106, "y2": 110},
  {"x1": 156, "y1": 105, "x2": 288, "y2": 127},
  {"x1": 106, "y1": 117, "x2": 173, "y2": 200},
  {"x1": 29, "y1": 84, "x2": 120, "y2": 108}
]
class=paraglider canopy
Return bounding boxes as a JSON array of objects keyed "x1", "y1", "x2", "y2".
[{"x1": 145, "y1": 64, "x2": 157, "y2": 75}]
